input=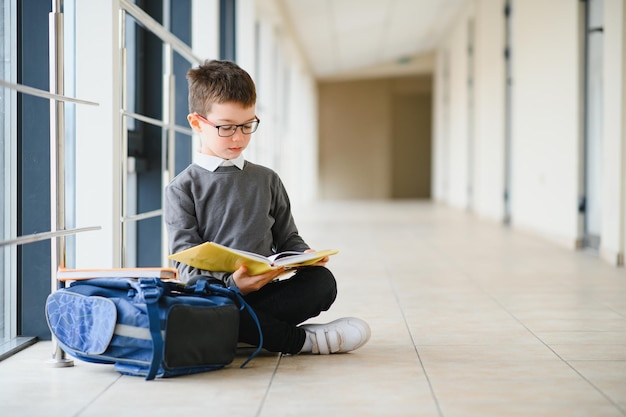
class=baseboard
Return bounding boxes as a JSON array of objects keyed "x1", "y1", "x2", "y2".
[
  {"x1": 0, "y1": 337, "x2": 37, "y2": 362},
  {"x1": 599, "y1": 248, "x2": 625, "y2": 267}
]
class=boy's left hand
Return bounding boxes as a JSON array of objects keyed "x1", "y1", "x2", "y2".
[
  {"x1": 232, "y1": 265, "x2": 285, "y2": 295},
  {"x1": 305, "y1": 249, "x2": 329, "y2": 267}
]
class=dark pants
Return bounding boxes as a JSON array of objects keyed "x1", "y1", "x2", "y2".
[{"x1": 238, "y1": 266, "x2": 337, "y2": 354}]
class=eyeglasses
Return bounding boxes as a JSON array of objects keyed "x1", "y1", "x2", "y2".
[{"x1": 195, "y1": 113, "x2": 260, "y2": 137}]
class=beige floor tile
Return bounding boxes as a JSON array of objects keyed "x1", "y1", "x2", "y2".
[
  {"x1": 264, "y1": 354, "x2": 439, "y2": 417},
  {"x1": 551, "y1": 344, "x2": 626, "y2": 361},
  {"x1": 417, "y1": 344, "x2": 560, "y2": 362},
  {"x1": 408, "y1": 327, "x2": 544, "y2": 346},
  {"x1": 439, "y1": 403, "x2": 624, "y2": 417},
  {"x1": 521, "y1": 318, "x2": 626, "y2": 332},
  {"x1": 569, "y1": 360, "x2": 626, "y2": 406},
  {"x1": 534, "y1": 331, "x2": 626, "y2": 345}
]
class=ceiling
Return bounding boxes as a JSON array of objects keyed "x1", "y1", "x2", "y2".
[{"x1": 278, "y1": 0, "x2": 467, "y2": 81}]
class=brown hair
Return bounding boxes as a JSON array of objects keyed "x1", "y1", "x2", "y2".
[{"x1": 187, "y1": 60, "x2": 256, "y2": 115}]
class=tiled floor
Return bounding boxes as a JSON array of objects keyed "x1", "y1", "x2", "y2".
[{"x1": 2, "y1": 201, "x2": 626, "y2": 417}]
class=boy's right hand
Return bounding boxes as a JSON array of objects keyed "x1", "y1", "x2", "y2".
[{"x1": 232, "y1": 265, "x2": 285, "y2": 295}]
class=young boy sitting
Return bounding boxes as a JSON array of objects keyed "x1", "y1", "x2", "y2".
[{"x1": 164, "y1": 59, "x2": 370, "y2": 355}]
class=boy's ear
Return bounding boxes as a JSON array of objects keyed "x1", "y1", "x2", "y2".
[{"x1": 188, "y1": 113, "x2": 202, "y2": 132}]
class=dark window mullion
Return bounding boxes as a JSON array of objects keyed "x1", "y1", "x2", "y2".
[{"x1": 220, "y1": 0, "x2": 236, "y2": 61}]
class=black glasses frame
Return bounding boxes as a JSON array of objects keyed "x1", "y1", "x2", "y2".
[{"x1": 195, "y1": 113, "x2": 260, "y2": 137}]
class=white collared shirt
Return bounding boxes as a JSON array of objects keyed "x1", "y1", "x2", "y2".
[{"x1": 194, "y1": 152, "x2": 245, "y2": 172}]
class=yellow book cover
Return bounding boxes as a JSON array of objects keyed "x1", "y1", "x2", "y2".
[{"x1": 168, "y1": 242, "x2": 338, "y2": 275}]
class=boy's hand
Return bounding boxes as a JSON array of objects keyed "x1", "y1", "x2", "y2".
[
  {"x1": 305, "y1": 249, "x2": 330, "y2": 267},
  {"x1": 232, "y1": 265, "x2": 285, "y2": 295}
]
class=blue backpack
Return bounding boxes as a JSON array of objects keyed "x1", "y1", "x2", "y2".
[{"x1": 45, "y1": 277, "x2": 262, "y2": 380}]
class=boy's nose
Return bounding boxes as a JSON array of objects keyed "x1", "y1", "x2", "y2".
[{"x1": 231, "y1": 128, "x2": 245, "y2": 141}]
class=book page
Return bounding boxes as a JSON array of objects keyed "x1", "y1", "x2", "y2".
[
  {"x1": 267, "y1": 251, "x2": 304, "y2": 262},
  {"x1": 272, "y1": 249, "x2": 339, "y2": 268}
]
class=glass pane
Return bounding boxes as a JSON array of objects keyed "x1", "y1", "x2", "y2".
[
  {"x1": 173, "y1": 50, "x2": 192, "y2": 174},
  {"x1": 125, "y1": 119, "x2": 165, "y2": 267}
]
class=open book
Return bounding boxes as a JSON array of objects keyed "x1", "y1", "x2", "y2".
[{"x1": 167, "y1": 241, "x2": 338, "y2": 275}]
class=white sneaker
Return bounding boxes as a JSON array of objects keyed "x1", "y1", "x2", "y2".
[{"x1": 300, "y1": 317, "x2": 371, "y2": 354}]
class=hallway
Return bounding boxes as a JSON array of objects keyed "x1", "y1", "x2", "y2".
[{"x1": 2, "y1": 201, "x2": 625, "y2": 417}]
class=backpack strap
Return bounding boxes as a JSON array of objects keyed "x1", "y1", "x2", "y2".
[
  {"x1": 227, "y1": 285, "x2": 263, "y2": 368},
  {"x1": 137, "y1": 278, "x2": 164, "y2": 381}
]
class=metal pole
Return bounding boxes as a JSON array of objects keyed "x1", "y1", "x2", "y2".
[
  {"x1": 48, "y1": 0, "x2": 73, "y2": 367},
  {"x1": 120, "y1": 9, "x2": 128, "y2": 267}
]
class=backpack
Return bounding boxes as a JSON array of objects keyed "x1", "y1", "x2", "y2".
[{"x1": 45, "y1": 277, "x2": 262, "y2": 380}]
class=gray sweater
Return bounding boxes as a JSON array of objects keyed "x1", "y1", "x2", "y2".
[{"x1": 164, "y1": 161, "x2": 309, "y2": 285}]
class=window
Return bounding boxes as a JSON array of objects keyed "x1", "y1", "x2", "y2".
[
  {"x1": 119, "y1": 0, "x2": 196, "y2": 267},
  {"x1": 0, "y1": 0, "x2": 200, "y2": 360}
]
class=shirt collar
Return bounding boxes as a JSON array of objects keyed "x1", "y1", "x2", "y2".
[{"x1": 194, "y1": 152, "x2": 245, "y2": 172}]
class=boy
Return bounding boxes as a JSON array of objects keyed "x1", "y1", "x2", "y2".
[{"x1": 164, "y1": 59, "x2": 370, "y2": 355}]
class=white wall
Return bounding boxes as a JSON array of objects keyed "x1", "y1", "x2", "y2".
[
  {"x1": 473, "y1": 0, "x2": 506, "y2": 221},
  {"x1": 446, "y1": 17, "x2": 471, "y2": 209},
  {"x1": 191, "y1": 0, "x2": 219, "y2": 60},
  {"x1": 511, "y1": 0, "x2": 581, "y2": 246},
  {"x1": 432, "y1": 49, "x2": 448, "y2": 202},
  {"x1": 600, "y1": 0, "x2": 626, "y2": 265},
  {"x1": 283, "y1": 65, "x2": 319, "y2": 203},
  {"x1": 433, "y1": 2, "x2": 474, "y2": 209},
  {"x1": 74, "y1": 0, "x2": 120, "y2": 268},
  {"x1": 433, "y1": 0, "x2": 626, "y2": 267},
  {"x1": 245, "y1": 0, "x2": 318, "y2": 206}
]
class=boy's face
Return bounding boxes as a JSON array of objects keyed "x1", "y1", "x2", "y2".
[{"x1": 187, "y1": 101, "x2": 257, "y2": 160}]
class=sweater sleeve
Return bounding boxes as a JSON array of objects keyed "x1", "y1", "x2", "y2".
[
  {"x1": 164, "y1": 180, "x2": 236, "y2": 286},
  {"x1": 269, "y1": 174, "x2": 310, "y2": 253}
]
